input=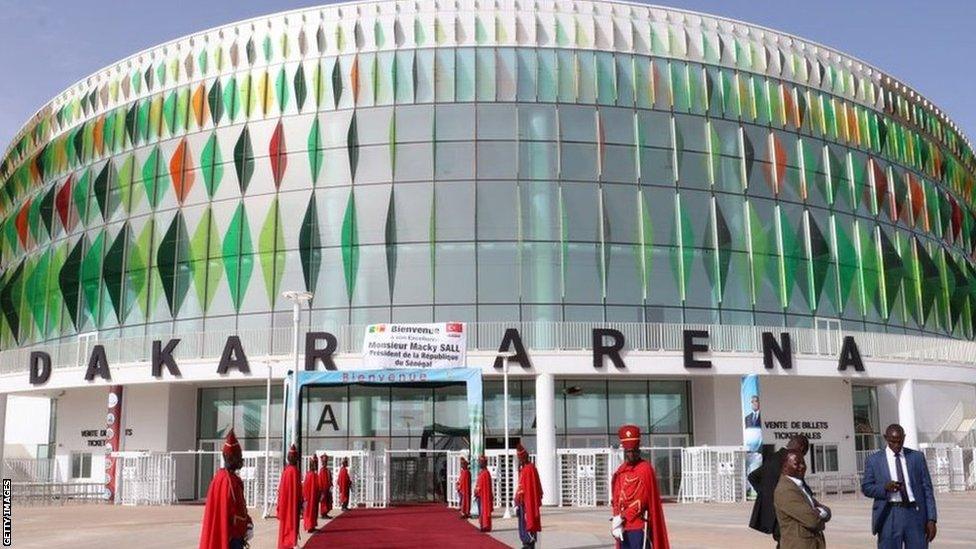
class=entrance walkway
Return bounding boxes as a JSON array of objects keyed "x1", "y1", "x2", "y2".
[{"x1": 305, "y1": 503, "x2": 508, "y2": 548}]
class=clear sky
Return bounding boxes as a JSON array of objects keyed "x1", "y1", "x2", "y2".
[{"x1": 1, "y1": 0, "x2": 974, "y2": 153}]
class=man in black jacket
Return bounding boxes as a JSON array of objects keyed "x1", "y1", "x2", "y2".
[{"x1": 749, "y1": 435, "x2": 811, "y2": 543}]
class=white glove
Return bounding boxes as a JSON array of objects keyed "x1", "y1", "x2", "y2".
[
  {"x1": 610, "y1": 515, "x2": 624, "y2": 541},
  {"x1": 245, "y1": 523, "x2": 254, "y2": 541}
]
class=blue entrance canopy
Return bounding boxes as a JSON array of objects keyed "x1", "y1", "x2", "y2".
[{"x1": 286, "y1": 367, "x2": 484, "y2": 474}]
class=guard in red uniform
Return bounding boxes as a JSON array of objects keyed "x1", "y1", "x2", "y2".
[
  {"x1": 514, "y1": 444, "x2": 543, "y2": 549},
  {"x1": 198, "y1": 429, "x2": 253, "y2": 549},
  {"x1": 318, "y1": 453, "x2": 333, "y2": 518},
  {"x1": 474, "y1": 455, "x2": 493, "y2": 532},
  {"x1": 611, "y1": 424, "x2": 670, "y2": 549},
  {"x1": 276, "y1": 445, "x2": 301, "y2": 549},
  {"x1": 456, "y1": 457, "x2": 472, "y2": 519},
  {"x1": 337, "y1": 458, "x2": 352, "y2": 510},
  {"x1": 302, "y1": 455, "x2": 320, "y2": 532}
]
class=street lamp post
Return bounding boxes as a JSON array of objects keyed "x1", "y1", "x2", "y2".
[
  {"x1": 276, "y1": 291, "x2": 313, "y2": 518},
  {"x1": 261, "y1": 359, "x2": 273, "y2": 518},
  {"x1": 498, "y1": 351, "x2": 517, "y2": 520}
]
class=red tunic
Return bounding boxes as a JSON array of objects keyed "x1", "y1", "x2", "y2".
[
  {"x1": 337, "y1": 466, "x2": 351, "y2": 505},
  {"x1": 302, "y1": 470, "x2": 320, "y2": 531},
  {"x1": 474, "y1": 468, "x2": 493, "y2": 531},
  {"x1": 611, "y1": 459, "x2": 670, "y2": 549},
  {"x1": 276, "y1": 464, "x2": 301, "y2": 549},
  {"x1": 456, "y1": 467, "x2": 472, "y2": 516},
  {"x1": 514, "y1": 462, "x2": 543, "y2": 532},
  {"x1": 199, "y1": 468, "x2": 251, "y2": 549},
  {"x1": 318, "y1": 466, "x2": 333, "y2": 516}
]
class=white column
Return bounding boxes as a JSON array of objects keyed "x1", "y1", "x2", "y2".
[
  {"x1": 534, "y1": 373, "x2": 557, "y2": 506},
  {"x1": 897, "y1": 379, "x2": 918, "y2": 449},
  {"x1": 0, "y1": 394, "x2": 7, "y2": 468}
]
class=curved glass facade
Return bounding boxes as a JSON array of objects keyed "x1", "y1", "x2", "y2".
[{"x1": 2, "y1": 0, "x2": 976, "y2": 351}]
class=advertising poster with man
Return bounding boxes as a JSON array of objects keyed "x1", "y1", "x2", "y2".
[{"x1": 741, "y1": 374, "x2": 763, "y2": 498}]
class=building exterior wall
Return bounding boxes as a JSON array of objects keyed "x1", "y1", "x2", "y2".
[
  {"x1": 2, "y1": 0, "x2": 976, "y2": 505},
  {"x1": 758, "y1": 377, "x2": 856, "y2": 475},
  {"x1": 1, "y1": 0, "x2": 976, "y2": 362}
]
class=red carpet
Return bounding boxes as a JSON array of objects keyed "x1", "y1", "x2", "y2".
[{"x1": 304, "y1": 503, "x2": 509, "y2": 548}]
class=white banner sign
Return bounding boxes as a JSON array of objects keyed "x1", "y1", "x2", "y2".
[{"x1": 362, "y1": 323, "x2": 467, "y2": 369}]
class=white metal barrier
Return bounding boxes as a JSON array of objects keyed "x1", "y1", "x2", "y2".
[
  {"x1": 113, "y1": 452, "x2": 176, "y2": 506},
  {"x1": 2, "y1": 458, "x2": 62, "y2": 483},
  {"x1": 11, "y1": 482, "x2": 104, "y2": 506},
  {"x1": 920, "y1": 444, "x2": 953, "y2": 493},
  {"x1": 446, "y1": 450, "x2": 468, "y2": 509},
  {"x1": 557, "y1": 448, "x2": 614, "y2": 507},
  {"x1": 241, "y1": 451, "x2": 280, "y2": 513},
  {"x1": 964, "y1": 448, "x2": 976, "y2": 489},
  {"x1": 324, "y1": 450, "x2": 386, "y2": 509},
  {"x1": 678, "y1": 446, "x2": 748, "y2": 503},
  {"x1": 485, "y1": 449, "x2": 531, "y2": 512}
]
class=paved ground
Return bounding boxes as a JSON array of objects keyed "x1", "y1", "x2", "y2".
[{"x1": 9, "y1": 492, "x2": 976, "y2": 548}]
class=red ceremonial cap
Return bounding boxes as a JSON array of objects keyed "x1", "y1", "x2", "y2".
[
  {"x1": 516, "y1": 443, "x2": 529, "y2": 460},
  {"x1": 222, "y1": 429, "x2": 242, "y2": 461},
  {"x1": 618, "y1": 424, "x2": 641, "y2": 450}
]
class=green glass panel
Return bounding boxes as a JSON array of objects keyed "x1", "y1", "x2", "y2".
[
  {"x1": 118, "y1": 154, "x2": 136, "y2": 213},
  {"x1": 778, "y1": 209, "x2": 803, "y2": 308},
  {"x1": 234, "y1": 127, "x2": 254, "y2": 193},
  {"x1": 137, "y1": 99, "x2": 151, "y2": 143},
  {"x1": 28, "y1": 252, "x2": 49, "y2": 333},
  {"x1": 73, "y1": 169, "x2": 91, "y2": 225},
  {"x1": 348, "y1": 115, "x2": 359, "y2": 180},
  {"x1": 93, "y1": 161, "x2": 117, "y2": 221},
  {"x1": 103, "y1": 225, "x2": 128, "y2": 322},
  {"x1": 1, "y1": 262, "x2": 24, "y2": 340},
  {"x1": 299, "y1": 194, "x2": 322, "y2": 293},
  {"x1": 201, "y1": 133, "x2": 224, "y2": 198},
  {"x1": 294, "y1": 63, "x2": 308, "y2": 111},
  {"x1": 224, "y1": 76, "x2": 240, "y2": 121},
  {"x1": 671, "y1": 194, "x2": 694, "y2": 301},
  {"x1": 222, "y1": 203, "x2": 253, "y2": 312},
  {"x1": 878, "y1": 230, "x2": 904, "y2": 320},
  {"x1": 57, "y1": 239, "x2": 82, "y2": 329},
  {"x1": 191, "y1": 208, "x2": 222, "y2": 312},
  {"x1": 865, "y1": 224, "x2": 885, "y2": 318},
  {"x1": 142, "y1": 147, "x2": 169, "y2": 208},
  {"x1": 46, "y1": 246, "x2": 64, "y2": 336},
  {"x1": 341, "y1": 191, "x2": 359, "y2": 301},
  {"x1": 208, "y1": 80, "x2": 224, "y2": 125},
  {"x1": 331, "y1": 60, "x2": 343, "y2": 109},
  {"x1": 808, "y1": 216, "x2": 831, "y2": 311},
  {"x1": 259, "y1": 197, "x2": 285, "y2": 306},
  {"x1": 239, "y1": 74, "x2": 254, "y2": 119},
  {"x1": 126, "y1": 221, "x2": 150, "y2": 321},
  {"x1": 900, "y1": 236, "x2": 921, "y2": 325},
  {"x1": 157, "y1": 212, "x2": 191, "y2": 316},
  {"x1": 276, "y1": 66, "x2": 290, "y2": 111},
  {"x1": 80, "y1": 231, "x2": 105, "y2": 326},
  {"x1": 308, "y1": 118, "x2": 323, "y2": 184}
]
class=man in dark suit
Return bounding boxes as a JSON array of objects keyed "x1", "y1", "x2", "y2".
[
  {"x1": 745, "y1": 395, "x2": 762, "y2": 428},
  {"x1": 750, "y1": 435, "x2": 815, "y2": 543},
  {"x1": 861, "y1": 424, "x2": 937, "y2": 548}
]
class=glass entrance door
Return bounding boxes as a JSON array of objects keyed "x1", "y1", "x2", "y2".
[
  {"x1": 388, "y1": 451, "x2": 449, "y2": 504},
  {"x1": 196, "y1": 440, "x2": 222, "y2": 500}
]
